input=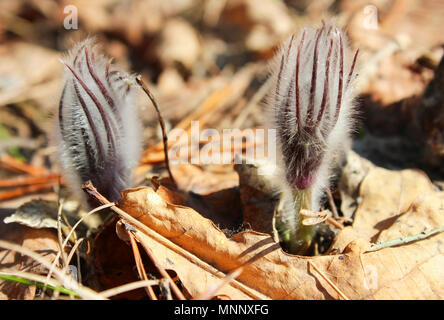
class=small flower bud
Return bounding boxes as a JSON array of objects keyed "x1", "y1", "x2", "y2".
[
  {"x1": 55, "y1": 39, "x2": 142, "y2": 205},
  {"x1": 266, "y1": 22, "x2": 359, "y2": 253},
  {"x1": 269, "y1": 22, "x2": 359, "y2": 208}
]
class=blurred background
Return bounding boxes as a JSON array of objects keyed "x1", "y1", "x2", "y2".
[{"x1": 0, "y1": 0, "x2": 444, "y2": 207}]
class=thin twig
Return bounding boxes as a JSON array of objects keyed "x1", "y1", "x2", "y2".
[
  {"x1": 139, "y1": 85, "x2": 232, "y2": 161},
  {"x1": 366, "y1": 226, "x2": 444, "y2": 252},
  {"x1": 136, "y1": 231, "x2": 186, "y2": 300},
  {"x1": 136, "y1": 76, "x2": 177, "y2": 187},
  {"x1": 127, "y1": 230, "x2": 158, "y2": 300},
  {"x1": 326, "y1": 187, "x2": 340, "y2": 219}
]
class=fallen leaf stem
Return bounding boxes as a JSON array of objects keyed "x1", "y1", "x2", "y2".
[
  {"x1": 136, "y1": 76, "x2": 177, "y2": 187},
  {"x1": 367, "y1": 226, "x2": 444, "y2": 252}
]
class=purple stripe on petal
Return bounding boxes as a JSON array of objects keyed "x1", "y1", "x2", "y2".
[
  {"x1": 316, "y1": 39, "x2": 334, "y2": 127},
  {"x1": 307, "y1": 26, "x2": 324, "y2": 125},
  {"x1": 346, "y1": 49, "x2": 359, "y2": 89},
  {"x1": 80, "y1": 126, "x2": 97, "y2": 173},
  {"x1": 295, "y1": 30, "x2": 306, "y2": 129},
  {"x1": 58, "y1": 84, "x2": 67, "y2": 136},
  {"x1": 281, "y1": 34, "x2": 296, "y2": 120},
  {"x1": 333, "y1": 33, "x2": 344, "y2": 127},
  {"x1": 73, "y1": 80, "x2": 105, "y2": 163},
  {"x1": 63, "y1": 62, "x2": 116, "y2": 156},
  {"x1": 84, "y1": 46, "x2": 117, "y2": 112}
]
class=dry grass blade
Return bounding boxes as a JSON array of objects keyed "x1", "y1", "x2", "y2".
[
  {"x1": 326, "y1": 187, "x2": 340, "y2": 219},
  {"x1": 45, "y1": 202, "x2": 115, "y2": 293},
  {"x1": 0, "y1": 270, "x2": 79, "y2": 297},
  {"x1": 1, "y1": 270, "x2": 59, "y2": 287},
  {"x1": 99, "y1": 280, "x2": 161, "y2": 298},
  {"x1": 0, "y1": 239, "x2": 105, "y2": 300},
  {"x1": 56, "y1": 199, "x2": 68, "y2": 268},
  {"x1": 63, "y1": 238, "x2": 84, "y2": 273},
  {"x1": 139, "y1": 127, "x2": 264, "y2": 165},
  {"x1": 159, "y1": 278, "x2": 173, "y2": 300}
]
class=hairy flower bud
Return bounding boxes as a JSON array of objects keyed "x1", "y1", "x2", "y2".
[
  {"x1": 269, "y1": 22, "x2": 359, "y2": 209},
  {"x1": 55, "y1": 39, "x2": 142, "y2": 205},
  {"x1": 266, "y1": 22, "x2": 359, "y2": 253}
]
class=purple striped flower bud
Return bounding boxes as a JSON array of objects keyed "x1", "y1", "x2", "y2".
[
  {"x1": 269, "y1": 22, "x2": 359, "y2": 206},
  {"x1": 55, "y1": 39, "x2": 142, "y2": 205}
]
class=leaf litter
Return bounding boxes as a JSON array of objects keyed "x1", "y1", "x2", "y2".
[{"x1": 1, "y1": 0, "x2": 444, "y2": 300}]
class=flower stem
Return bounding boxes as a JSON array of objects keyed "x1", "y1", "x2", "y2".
[{"x1": 277, "y1": 188, "x2": 316, "y2": 254}]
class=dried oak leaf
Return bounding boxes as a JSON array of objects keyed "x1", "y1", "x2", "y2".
[
  {"x1": 355, "y1": 191, "x2": 444, "y2": 299},
  {"x1": 117, "y1": 175, "x2": 444, "y2": 299},
  {"x1": 352, "y1": 167, "x2": 436, "y2": 241},
  {"x1": 333, "y1": 153, "x2": 437, "y2": 251},
  {"x1": 0, "y1": 217, "x2": 59, "y2": 300}
]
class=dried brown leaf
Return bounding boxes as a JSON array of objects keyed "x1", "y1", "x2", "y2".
[
  {"x1": 0, "y1": 218, "x2": 59, "y2": 299},
  {"x1": 116, "y1": 164, "x2": 444, "y2": 299},
  {"x1": 352, "y1": 167, "x2": 436, "y2": 241}
]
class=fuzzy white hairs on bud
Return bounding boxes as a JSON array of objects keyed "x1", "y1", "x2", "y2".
[
  {"x1": 55, "y1": 39, "x2": 142, "y2": 205},
  {"x1": 266, "y1": 22, "x2": 359, "y2": 253}
]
